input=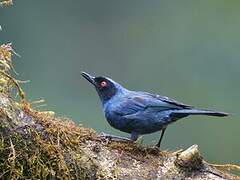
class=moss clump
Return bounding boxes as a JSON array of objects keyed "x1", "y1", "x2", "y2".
[
  {"x1": 0, "y1": 0, "x2": 13, "y2": 6},
  {"x1": 0, "y1": 99, "x2": 99, "y2": 179},
  {"x1": 0, "y1": 43, "x2": 25, "y2": 101}
]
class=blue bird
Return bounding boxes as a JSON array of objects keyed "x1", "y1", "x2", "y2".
[{"x1": 81, "y1": 72, "x2": 228, "y2": 148}]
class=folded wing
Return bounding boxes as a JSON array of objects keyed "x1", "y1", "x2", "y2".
[{"x1": 112, "y1": 91, "x2": 192, "y2": 117}]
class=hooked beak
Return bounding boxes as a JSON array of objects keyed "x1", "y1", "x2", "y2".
[{"x1": 81, "y1": 71, "x2": 96, "y2": 85}]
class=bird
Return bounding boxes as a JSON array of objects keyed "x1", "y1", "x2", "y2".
[{"x1": 81, "y1": 72, "x2": 229, "y2": 148}]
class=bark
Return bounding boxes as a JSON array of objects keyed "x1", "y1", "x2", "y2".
[{"x1": 0, "y1": 93, "x2": 238, "y2": 179}]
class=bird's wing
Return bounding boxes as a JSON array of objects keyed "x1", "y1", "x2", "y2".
[
  {"x1": 112, "y1": 92, "x2": 192, "y2": 117},
  {"x1": 140, "y1": 92, "x2": 193, "y2": 109},
  {"x1": 110, "y1": 95, "x2": 146, "y2": 117}
]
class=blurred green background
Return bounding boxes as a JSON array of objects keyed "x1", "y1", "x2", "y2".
[{"x1": 1, "y1": 0, "x2": 239, "y2": 164}]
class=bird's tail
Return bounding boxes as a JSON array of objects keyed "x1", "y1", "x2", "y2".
[{"x1": 171, "y1": 109, "x2": 229, "y2": 117}]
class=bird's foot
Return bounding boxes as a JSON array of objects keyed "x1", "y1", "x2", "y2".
[
  {"x1": 98, "y1": 132, "x2": 132, "y2": 142},
  {"x1": 154, "y1": 143, "x2": 163, "y2": 151},
  {"x1": 153, "y1": 145, "x2": 161, "y2": 151}
]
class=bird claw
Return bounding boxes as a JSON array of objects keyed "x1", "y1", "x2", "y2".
[{"x1": 98, "y1": 132, "x2": 132, "y2": 142}]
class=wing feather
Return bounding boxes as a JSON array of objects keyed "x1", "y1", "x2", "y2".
[
  {"x1": 111, "y1": 91, "x2": 192, "y2": 118},
  {"x1": 143, "y1": 92, "x2": 192, "y2": 109}
]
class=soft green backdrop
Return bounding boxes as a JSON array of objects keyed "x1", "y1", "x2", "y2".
[{"x1": 1, "y1": 0, "x2": 239, "y2": 164}]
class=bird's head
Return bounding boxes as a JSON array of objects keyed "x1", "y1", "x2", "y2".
[{"x1": 81, "y1": 72, "x2": 124, "y2": 104}]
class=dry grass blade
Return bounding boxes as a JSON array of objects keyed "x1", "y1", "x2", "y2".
[
  {"x1": 206, "y1": 161, "x2": 240, "y2": 173},
  {"x1": 0, "y1": 43, "x2": 25, "y2": 101}
]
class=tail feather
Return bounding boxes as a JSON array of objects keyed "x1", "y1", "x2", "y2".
[{"x1": 171, "y1": 109, "x2": 229, "y2": 117}]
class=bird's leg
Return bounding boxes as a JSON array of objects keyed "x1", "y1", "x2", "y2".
[
  {"x1": 130, "y1": 131, "x2": 139, "y2": 141},
  {"x1": 156, "y1": 128, "x2": 166, "y2": 148},
  {"x1": 131, "y1": 132, "x2": 144, "y2": 145},
  {"x1": 98, "y1": 132, "x2": 131, "y2": 142}
]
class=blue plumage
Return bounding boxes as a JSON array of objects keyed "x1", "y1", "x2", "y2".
[{"x1": 81, "y1": 72, "x2": 228, "y2": 148}]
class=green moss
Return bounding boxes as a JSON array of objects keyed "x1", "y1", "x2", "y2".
[{"x1": 0, "y1": 100, "x2": 98, "y2": 179}]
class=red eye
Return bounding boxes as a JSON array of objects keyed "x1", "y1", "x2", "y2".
[{"x1": 100, "y1": 81, "x2": 107, "y2": 87}]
